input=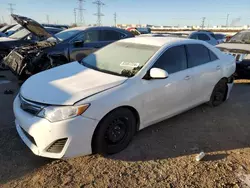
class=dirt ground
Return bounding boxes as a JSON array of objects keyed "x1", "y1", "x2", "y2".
[{"x1": 0, "y1": 71, "x2": 250, "y2": 188}]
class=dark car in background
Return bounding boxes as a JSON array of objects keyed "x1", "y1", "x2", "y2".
[
  {"x1": 214, "y1": 33, "x2": 226, "y2": 44},
  {"x1": 217, "y1": 30, "x2": 250, "y2": 79},
  {"x1": 4, "y1": 14, "x2": 134, "y2": 80}
]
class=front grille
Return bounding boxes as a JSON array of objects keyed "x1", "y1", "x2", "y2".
[
  {"x1": 20, "y1": 126, "x2": 37, "y2": 146},
  {"x1": 47, "y1": 138, "x2": 68, "y2": 153},
  {"x1": 19, "y1": 95, "x2": 45, "y2": 115}
]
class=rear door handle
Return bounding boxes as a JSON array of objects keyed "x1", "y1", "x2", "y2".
[
  {"x1": 216, "y1": 66, "x2": 221, "y2": 70},
  {"x1": 184, "y1": 76, "x2": 191, "y2": 80}
]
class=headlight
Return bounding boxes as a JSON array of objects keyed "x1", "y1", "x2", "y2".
[{"x1": 37, "y1": 104, "x2": 90, "y2": 122}]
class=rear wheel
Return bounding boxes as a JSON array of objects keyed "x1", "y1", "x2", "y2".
[
  {"x1": 209, "y1": 80, "x2": 227, "y2": 107},
  {"x1": 92, "y1": 108, "x2": 136, "y2": 155}
]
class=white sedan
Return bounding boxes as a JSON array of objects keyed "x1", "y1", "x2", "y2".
[{"x1": 14, "y1": 37, "x2": 235, "y2": 159}]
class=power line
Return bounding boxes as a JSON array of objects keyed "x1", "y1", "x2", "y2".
[
  {"x1": 93, "y1": 0, "x2": 105, "y2": 26},
  {"x1": 74, "y1": 8, "x2": 77, "y2": 25},
  {"x1": 226, "y1": 14, "x2": 230, "y2": 27},
  {"x1": 46, "y1": 15, "x2": 50, "y2": 24},
  {"x1": 8, "y1": 3, "x2": 15, "y2": 24},
  {"x1": 114, "y1": 12, "x2": 117, "y2": 27},
  {"x1": 78, "y1": 0, "x2": 85, "y2": 26},
  {"x1": 201, "y1": 17, "x2": 206, "y2": 29}
]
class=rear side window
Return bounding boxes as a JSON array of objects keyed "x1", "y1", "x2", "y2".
[
  {"x1": 153, "y1": 45, "x2": 187, "y2": 74},
  {"x1": 101, "y1": 30, "x2": 125, "y2": 41},
  {"x1": 198, "y1": 34, "x2": 210, "y2": 41},
  {"x1": 186, "y1": 44, "x2": 211, "y2": 68},
  {"x1": 209, "y1": 50, "x2": 218, "y2": 61}
]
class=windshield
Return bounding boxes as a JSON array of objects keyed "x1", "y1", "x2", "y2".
[
  {"x1": 81, "y1": 42, "x2": 160, "y2": 77},
  {"x1": 6, "y1": 24, "x2": 21, "y2": 32},
  {"x1": 0, "y1": 25, "x2": 10, "y2": 32},
  {"x1": 228, "y1": 31, "x2": 250, "y2": 44},
  {"x1": 9, "y1": 28, "x2": 30, "y2": 39},
  {"x1": 54, "y1": 29, "x2": 82, "y2": 41}
]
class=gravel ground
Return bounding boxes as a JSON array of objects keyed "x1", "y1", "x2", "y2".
[{"x1": 0, "y1": 71, "x2": 250, "y2": 188}]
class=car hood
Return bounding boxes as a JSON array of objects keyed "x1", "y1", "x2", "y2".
[
  {"x1": 217, "y1": 43, "x2": 250, "y2": 53},
  {"x1": 11, "y1": 14, "x2": 57, "y2": 40},
  {"x1": 20, "y1": 62, "x2": 127, "y2": 105}
]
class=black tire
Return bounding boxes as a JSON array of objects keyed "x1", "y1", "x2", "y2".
[
  {"x1": 92, "y1": 108, "x2": 136, "y2": 155},
  {"x1": 209, "y1": 79, "x2": 228, "y2": 107}
]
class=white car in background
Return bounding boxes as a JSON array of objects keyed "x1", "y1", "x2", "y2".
[
  {"x1": 14, "y1": 37, "x2": 235, "y2": 159},
  {"x1": 170, "y1": 31, "x2": 218, "y2": 46}
]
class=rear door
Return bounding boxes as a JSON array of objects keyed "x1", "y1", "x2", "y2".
[
  {"x1": 186, "y1": 44, "x2": 222, "y2": 104},
  {"x1": 69, "y1": 29, "x2": 102, "y2": 61}
]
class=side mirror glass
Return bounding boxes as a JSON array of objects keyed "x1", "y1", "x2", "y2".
[
  {"x1": 150, "y1": 68, "x2": 168, "y2": 79},
  {"x1": 74, "y1": 40, "x2": 84, "y2": 47}
]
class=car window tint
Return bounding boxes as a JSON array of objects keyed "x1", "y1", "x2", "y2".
[
  {"x1": 186, "y1": 44, "x2": 211, "y2": 67},
  {"x1": 101, "y1": 30, "x2": 124, "y2": 41},
  {"x1": 198, "y1": 34, "x2": 210, "y2": 41},
  {"x1": 209, "y1": 50, "x2": 218, "y2": 61},
  {"x1": 153, "y1": 45, "x2": 187, "y2": 74},
  {"x1": 190, "y1": 34, "x2": 198, "y2": 39},
  {"x1": 84, "y1": 30, "x2": 99, "y2": 43}
]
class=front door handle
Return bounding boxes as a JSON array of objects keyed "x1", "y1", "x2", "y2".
[
  {"x1": 216, "y1": 66, "x2": 221, "y2": 70},
  {"x1": 184, "y1": 76, "x2": 191, "y2": 80}
]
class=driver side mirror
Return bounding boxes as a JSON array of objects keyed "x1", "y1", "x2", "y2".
[
  {"x1": 149, "y1": 68, "x2": 168, "y2": 79},
  {"x1": 74, "y1": 40, "x2": 84, "y2": 47}
]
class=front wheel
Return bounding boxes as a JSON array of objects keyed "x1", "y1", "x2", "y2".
[
  {"x1": 208, "y1": 80, "x2": 228, "y2": 107},
  {"x1": 92, "y1": 108, "x2": 136, "y2": 155}
]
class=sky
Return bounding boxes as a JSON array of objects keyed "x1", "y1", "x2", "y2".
[{"x1": 0, "y1": 0, "x2": 250, "y2": 26}]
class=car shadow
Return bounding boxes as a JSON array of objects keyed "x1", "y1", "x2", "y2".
[{"x1": 110, "y1": 83, "x2": 250, "y2": 162}]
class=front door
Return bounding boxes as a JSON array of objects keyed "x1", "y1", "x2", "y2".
[
  {"x1": 69, "y1": 30, "x2": 102, "y2": 61},
  {"x1": 140, "y1": 45, "x2": 193, "y2": 127}
]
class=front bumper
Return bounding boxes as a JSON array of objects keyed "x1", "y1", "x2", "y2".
[{"x1": 14, "y1": 96, "x2": 98, "y2": 159}]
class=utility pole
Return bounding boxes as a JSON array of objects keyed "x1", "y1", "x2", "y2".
[
  {"x1": 201, "y1": 17, "x2": 206, "y2": 29},
  {"x1": 8, "y1": 3, "x2": 15, "y2": 24},
  {"x1": 93, "y1": 0, "x2": 105, "y2": 26},
  {"x1": 46, "y1": 15, "x2": 50, "y2": 24},
  {"x1": 74, "y1": 8, "x2": 77, "y2": 25},
  {"x1": 114, "y1": 12, "x2": 117, "y2": 27},
  {"x1": 226, "y1": 14, "x2": 230, "y2": 27},
  {"x1": 78, "y1": 0, "x2": 85, "y2": 26}
]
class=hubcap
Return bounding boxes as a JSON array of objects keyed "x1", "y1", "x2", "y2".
[{"x1": 105, "y1": 117, "x2": 128, "y2": 144}]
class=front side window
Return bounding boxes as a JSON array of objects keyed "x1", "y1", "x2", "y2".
[
  {"x1": 153, "y1": 45, "x2": 187, "y2": 74},
  {"x1": 198, "y1": 34, "x2": 210, "y2": 41},
  {"x1": 84, "y1": 30, "x2": 99, "y2": 43},
  {"x1": 81, "y1": 42, "x2": 159, "y2": 77},
  {"x1": 186, "y1": 44, "x2": 211, "y2": 68},
  {"x1": 101, "y1": 30, "x2": 124, "y2": 41},
  {"x1": 190, "y1": 34, "x2": 198, "y2": 39}
]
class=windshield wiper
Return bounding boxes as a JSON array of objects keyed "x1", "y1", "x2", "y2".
[{"x1": 81, "y1": 61, "x2": 126, "y2": 77}]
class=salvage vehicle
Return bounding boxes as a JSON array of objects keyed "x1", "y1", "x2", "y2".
[
  {"x1": 4, "y1": 14, "x2": 134, "y2": 80},
  {"x1": 14, "y1": 37, "x2": 235, "y2": 159},
  {"x1": 0, "y1": 27, "x2": 63, "y2": 70},
  {"x1": 217, "y1": 30, "x2": 250, "y2": 79}
]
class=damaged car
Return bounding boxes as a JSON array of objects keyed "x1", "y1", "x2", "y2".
[
  {"x1": 0, "y1": 25, "x2": 63, "y2": 70},
  {"x1": 217, "y1": 30, "x2": 250, "y2": 79},
  {"x1": 4, "y1": 14, "x2": 134, "y2": 80}
]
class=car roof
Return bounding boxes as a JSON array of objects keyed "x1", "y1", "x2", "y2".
[{"x1": 119, "y1": 37, "x2": 192, "y2": 47}]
